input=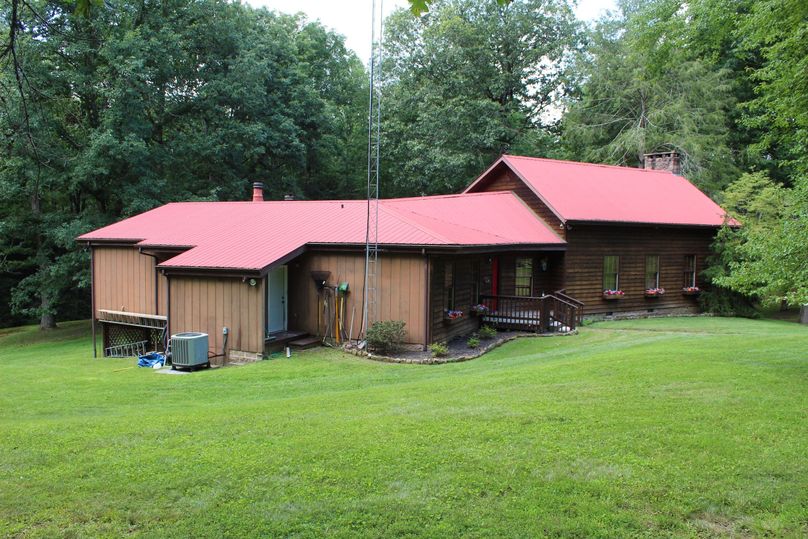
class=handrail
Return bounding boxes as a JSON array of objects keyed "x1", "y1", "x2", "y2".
[{"x1": 554, "y1": 290, "x2": 584, "y2": 308}]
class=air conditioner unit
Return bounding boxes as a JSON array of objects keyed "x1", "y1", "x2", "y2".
[{"x1": 170, "y1": 332, "x2": 209, "y2": 369}]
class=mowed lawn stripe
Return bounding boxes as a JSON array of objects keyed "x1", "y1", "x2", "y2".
[{"x1": 0, "y1": 318, "x2": 806, "y2": 537}]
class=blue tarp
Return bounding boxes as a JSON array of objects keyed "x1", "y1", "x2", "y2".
[{"x1": 137, "y1": 352, "x2": 165, "y2": 368}]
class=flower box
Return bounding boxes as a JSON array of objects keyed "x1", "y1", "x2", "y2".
[
  {"x1": 470, "y1": 304, "x2": 489, "y2": 316},
  {"x1": 682, "y1": 287, "x2": 700, "y2": 296},
  {"x1": 602, "y1": 290, "x2": 624, "y2": 300},
  {"x1": 644, "y1": 287, "x2": 666, "y2": 298},
  {"x1": 444, "y1": 310, "x2": 464, "y2": 322}
]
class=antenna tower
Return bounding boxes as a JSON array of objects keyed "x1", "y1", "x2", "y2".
[{"x1": 362, "y1": 0, "x2": 383, "y2": 339}]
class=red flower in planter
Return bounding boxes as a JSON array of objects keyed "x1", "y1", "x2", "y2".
[{"x1": 603, "y1": 289, "x2": 624, "y2": 298}]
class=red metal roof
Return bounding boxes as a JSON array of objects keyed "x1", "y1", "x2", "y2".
[
  {"x1": 466, "y1": 155, "x2": 735, "y2": 227},
  {"x1": 78, "y1": 192, "x2": 564, "y2": 271}
]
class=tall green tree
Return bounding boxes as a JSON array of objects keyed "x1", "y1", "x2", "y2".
[
  {"x1": 562, "y1": 0, "x2": 738, "y2": 194},
  {"x1": 382, "y1": 0, "x2": 580, "y2": 195}
]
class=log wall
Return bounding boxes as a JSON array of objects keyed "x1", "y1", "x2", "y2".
[{"x1": 564, "y1": 225, "x2": 715, "y2": 315}]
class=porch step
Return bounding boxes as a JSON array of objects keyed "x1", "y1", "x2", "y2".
[{"x1": 288, "y1": 336, "x2": 320, "y2": 349}]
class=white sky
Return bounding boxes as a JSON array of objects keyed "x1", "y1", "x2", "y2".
[{"x1": 246, "y1": 0, "x2": 617, "y2": 63}]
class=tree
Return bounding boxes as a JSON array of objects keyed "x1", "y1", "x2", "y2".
[
  {"x1": 382, "y1": 0, "x2": 580, "y2": 196},
  {"x1": 739, "y1": 0, "x2": 808, "y2": 179},
  {"x1": 712, "y1": 175, "x2": 808, "y2": 308},
  {"x1": 561, "y1": 0, "x2": 738, "y2": 194}
]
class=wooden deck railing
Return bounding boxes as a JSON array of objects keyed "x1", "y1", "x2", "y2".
[{"x1": 478, "y1": 292, "x2": 582, "y2": 333}]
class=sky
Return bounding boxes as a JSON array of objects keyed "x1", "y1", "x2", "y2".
[{"x1": 246, "y1": 0, "x2": 618, "y2": 63}]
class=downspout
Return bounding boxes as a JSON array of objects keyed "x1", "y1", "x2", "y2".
[
  {"x1": 424, "y1": 252, "x2": 431, "y2": 350},
  {"x1": 90, "y1": 246, "x2": 96, "y2": 358},
  {"x1": 139, "y1": 249, "x2": 160, "y2": 315}
]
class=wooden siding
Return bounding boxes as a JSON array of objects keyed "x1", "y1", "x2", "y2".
[
  {"x1": 564, "y1": 225, "x2": 715, "y2": 314},
  {"x1": 467, "y1": 163, "x2": 566, "y2": 239},
  {"x1": 93, "y1": 246, "x2": 167, "y2": 316},
  {"x1": 288, "y1": 251, "x2": 427, "y2": 345},
  {"x1": 169, "y1": 276, "x2": 265, "y2": 357}
]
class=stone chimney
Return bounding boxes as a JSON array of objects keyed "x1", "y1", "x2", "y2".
[
  {"x1": 252, "y1": 182, "x2": 264, "y2": 202},
  {"x1": 643, "y1": 151, "x2": 681, "y2": 175}
]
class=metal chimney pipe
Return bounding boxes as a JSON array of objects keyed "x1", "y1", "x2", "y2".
[{"x1": 252, "y1": 182, "x2": 264, "y2": 202}]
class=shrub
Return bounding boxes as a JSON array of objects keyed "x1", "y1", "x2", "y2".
[
  {"x1": 467, "y1": 336, "x2": 480, "y2": 348},
  {"x1": 430, "y1": 342, "x2": 449, "y2": 357},
  {"x1": 699, "y1": 286, "x2": 759, "y2": 318},
  {"x1": 366, "y1": 320, "x2": 406, "y2": 354},
  {"x1": 478, "y1": 325, "x2": 497, "y2": 340}
]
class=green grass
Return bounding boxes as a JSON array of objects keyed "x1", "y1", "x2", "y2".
[{"x1": 1, "y1": 318, "x2": 807, "y2": 538}]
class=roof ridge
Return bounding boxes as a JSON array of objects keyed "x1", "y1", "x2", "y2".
[{"x1": 504, "y1": 154, "x2": 675, "y2": 175}]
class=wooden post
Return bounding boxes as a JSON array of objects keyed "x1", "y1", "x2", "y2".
[{"x1": 90, "y1": 247, "x2": 97, "y2": 358}]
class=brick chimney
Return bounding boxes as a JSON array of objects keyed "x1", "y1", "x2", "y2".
[
  {"x1": 252, "y1": 182, "x2": 264, "y2": 202},
  {"x1": 643, "y1": 151, "x2": 681, "y2": 175}
]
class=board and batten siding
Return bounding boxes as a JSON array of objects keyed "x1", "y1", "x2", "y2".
[
  {"x1": 169, "y1": 276, "x2": 265, "y2": 357},
  {"x1": 288, "y1": 251, "x2": 427, "y2": 345},
  {"x1": 564, "y1": 225, "x2": 715, "y2": 315},
  {"x1": 93, "y1": 246, "x2": 167, "y2": 316}
]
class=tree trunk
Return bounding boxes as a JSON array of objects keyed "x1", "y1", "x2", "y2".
[{"x1": 40, "y1": 294, "x2": 56, "y2": 330}]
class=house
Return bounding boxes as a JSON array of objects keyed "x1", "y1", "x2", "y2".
[{"x1": 77, "y1": 152, "x2": 733, "y2": 363}]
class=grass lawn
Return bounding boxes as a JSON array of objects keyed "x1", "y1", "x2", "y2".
[{"x1": 1, "y1": 317, "x2": 807, "y2": 537}]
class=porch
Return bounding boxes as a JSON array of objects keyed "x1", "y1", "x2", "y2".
[{"x1": 477, "y1": 291, "x2": 583, "y2": 333}]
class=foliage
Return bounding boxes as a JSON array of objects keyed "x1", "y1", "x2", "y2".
[
  {"x1": 715, "y1": 179, "x2": 808, "y2": 307},
  {"x1": 1, "y1": 318, "x2": 807, "y2": 535},
  {"x1": 562, "y1": 1, "x2": 738, "y2": 194},
  {"x1": 739, "y1": 0, "x2": 808, "y2": 178},
  {"x1": 467, "y1": 335, "x2": 480, "y2": 348},
  {"x1": 429, "y1": 342, "x2": 449, "y2": 357},
  {"x1": 478, "y1": 325, "x2": 497, "y2": 339},
  {"x1": 382, "y1": 0, "x2": 580, "y2": 195},
  {"x1": 366, "y1": 320, "x2": 407, "y2": 354}
]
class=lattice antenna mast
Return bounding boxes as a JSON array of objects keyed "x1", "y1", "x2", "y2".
[{"x1": 362, "y1": 0, "x2": 384, "y2": 339}]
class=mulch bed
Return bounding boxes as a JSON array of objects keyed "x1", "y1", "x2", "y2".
[{"x1": 344, "y1": 329, "x2": 577, "y2": 365}]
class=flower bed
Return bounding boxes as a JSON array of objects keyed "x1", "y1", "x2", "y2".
[
  {"x1": 470, "y1": 304, "x2": 489, "y2": 316},
  {"x1": 645, "y1": 287, "x2": 666, "y2": 298}
]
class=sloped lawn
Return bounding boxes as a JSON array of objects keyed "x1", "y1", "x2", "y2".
[{"x1": 1, "y1": 317, "x2": 806, "y2": 537}]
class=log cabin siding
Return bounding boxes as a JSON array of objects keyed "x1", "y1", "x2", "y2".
[
  {"x1": 93, "y1": 246, "x2": 167, "y2": 316},
  {"x1": 288, "y1": 251, "x2": 427, "y2": 345},
  {"x1": 466, "y1": 163, "x2": 566, "y2": 239},
  {"x1": 169, "y1": 276, "x2": 265, "y2": 359},
  {"x1": 564, "y1": 225, "x2": 714, "y2": 314}
]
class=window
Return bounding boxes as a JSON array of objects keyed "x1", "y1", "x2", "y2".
[
  {"x1": 515, "y1": 258, "x2": 533, "y2": 296},
  {"x1": 683, "y1": 255, "x2": 696, "y2": 288},
  {"x1": 444, "y1": 262, "x2": 455, "y2": 311},
  {"x1": 645, "y1": 255, "x2": 660, "y2": 289},
  {"x1": 603, "y1": 255, "x2": 620, "y2": 291}
]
